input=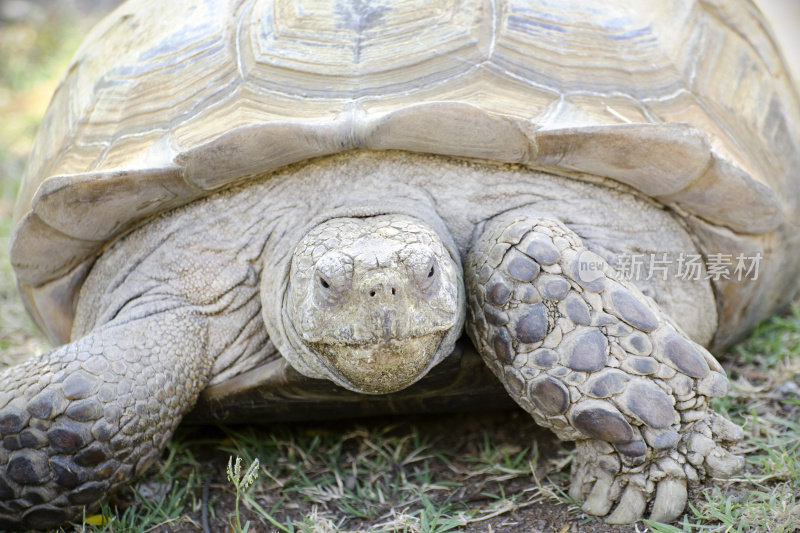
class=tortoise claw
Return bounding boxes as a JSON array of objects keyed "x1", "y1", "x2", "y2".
[
  {"x1": 605, "y1": 478, "x2": 647, "y2": 525},
  {"x1": 581, "y1": 470, "x2": 616, "y2": 516},
  {"x1": 569, "y1": 458, "x2": 588, "y2": 502},
  {"x1": 711, "y1": 411, "x2": 745, "y2": 442},
  {"x1": 649, "y1": 477, "x2": 687, "y2": 523},
  {"x1": 705, "y1": 446, "x2": 745, "y2": 478}
]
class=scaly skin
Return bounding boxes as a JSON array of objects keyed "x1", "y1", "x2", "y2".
[
  {"x1": 465, "y1": 213, "x2": 744, "y2": 523},
  {"x1": 0, "y1": 311, "x2": 211, "y2": 530}
]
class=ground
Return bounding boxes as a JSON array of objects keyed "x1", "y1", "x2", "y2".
[{"x1": 0, "y1": 2, "x2": 799, "y2": 532}]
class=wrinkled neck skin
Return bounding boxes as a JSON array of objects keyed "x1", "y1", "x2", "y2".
[{"x1": 260, "y1": 197, "x2": 466, "y2": 394}]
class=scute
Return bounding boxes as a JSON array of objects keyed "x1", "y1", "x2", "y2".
[
  {"x1": 535, "y1": 124, "x2": 783, "y2": 233},
  {"x1": 11, "y1": 0, "x2": 800, "y2": 347},
  {"x1": 31, "y1": 167, "x2": 198, "y2": 242}
]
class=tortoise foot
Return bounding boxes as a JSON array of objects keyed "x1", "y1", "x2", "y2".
[
  {"x1": 0, "y1": 311, "x2": 211, "y2": 530},
  {"x1": 570, "y1": 408, "x2": 743, "y2": 523},
  {"x1": 465, "y1": 212, "x2": 744, "y2": 524}
]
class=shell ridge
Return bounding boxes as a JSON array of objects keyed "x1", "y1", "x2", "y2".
[
  {"x1": 233, "y1": 0, "x2": 257, "y2": 82},
  {"x1": 698, "y1": 0, "x2": 783, "y2": 77}
]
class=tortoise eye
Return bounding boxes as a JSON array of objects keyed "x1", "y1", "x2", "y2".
[
  {"x1": 400, "y1": 243, "x2": 439, "y2": 294},
  {"x1": 417, "y1": 258, "x2": 439, "y2": 294},
  {"x1": 312, "y1": 251, "x2": 353, "y2": 308},
  {"x1": 315, "y1": 273, "x2": 342, "y2": 307}
]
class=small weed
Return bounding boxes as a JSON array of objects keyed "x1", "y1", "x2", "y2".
[{"x1": 226, "y1": 455, "x2": 260, "y2": 533}]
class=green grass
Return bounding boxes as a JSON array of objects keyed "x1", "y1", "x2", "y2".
[
  {"x1": 0, "y1": 7, "x2": 799, "y2": 533},
  {"x1": 69, "y1": 419, "x2": 562, "y2": 532}
]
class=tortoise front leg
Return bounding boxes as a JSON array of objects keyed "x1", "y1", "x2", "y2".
[
  {"x1": 0, "y1": 310, "x2": 211, "y2": 530},
  {"x1": 465, "y1": 213, "x2": 744, "y2": 524}
]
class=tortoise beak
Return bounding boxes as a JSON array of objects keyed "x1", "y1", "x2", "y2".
[{"x1": 310, "y1": 331, "x2": 446, "y2": 394}]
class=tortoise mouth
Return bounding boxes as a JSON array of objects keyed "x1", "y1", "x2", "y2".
[{"x1": 309, "y1": 332, "x2": 446, "y2": 394}]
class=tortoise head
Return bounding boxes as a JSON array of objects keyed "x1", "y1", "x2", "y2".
[{"x1": 285, "y1": 215, "x2": 462, "y2": 394}]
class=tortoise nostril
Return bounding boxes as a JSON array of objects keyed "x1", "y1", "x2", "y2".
[
  {"x1": 391, "y1": 287, "x2": 396, "y2": 295},
  {"x1": 370, "y1": 290, "x2": 376, "y2": 297}
]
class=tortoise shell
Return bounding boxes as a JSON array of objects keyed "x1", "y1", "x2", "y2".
[{"x1": 11, "y1": 0, "x2": 800, "y2": 351}]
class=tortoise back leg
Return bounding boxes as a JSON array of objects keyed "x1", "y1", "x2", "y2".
[
  {"x1": 465, "y1": 213, "x2": 744, "y2": 524},
  {"x1": 0, "y1": 310, "x2": 211, "y2": 530}
]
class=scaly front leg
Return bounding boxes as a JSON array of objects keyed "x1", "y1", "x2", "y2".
[
  {"x1": 465, "y1": 213, "x2": 743, "y2": 524},
  {"x1": 0, "y1": 310, "x2": 211, "y2": 530}
]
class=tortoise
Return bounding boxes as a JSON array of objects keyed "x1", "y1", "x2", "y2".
[{"x1": 2, "y1": 0, "x2": 799, "y2": 529}]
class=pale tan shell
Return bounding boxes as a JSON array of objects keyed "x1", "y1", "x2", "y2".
[{"x1": 12, "y1": 0, "x2": 800, "y2": 346}]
